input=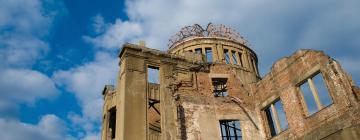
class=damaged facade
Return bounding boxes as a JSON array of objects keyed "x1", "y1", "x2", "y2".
[{"x1": 101, "y1": 23, "x2": 360, "y2": 140}]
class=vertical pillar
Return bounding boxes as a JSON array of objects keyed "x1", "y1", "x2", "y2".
[
  {"x1": 243, "y1": 52, "x2": 249, "y2": 69},
  {"x1": 217, "y1": 44, "x2": 224, "y2": 63},
  {"x1": 270, "y1": 104, "x2": 282, "y2": 133},
  {"x1": 160, "y1": 64, "x2": 179, "y2": 140},
  {"x1": 308, "y1": 78, "x2": 323, "y2": 110},
  {"x1": 212, "y1": 44, "x2": 218, "y2": 62},
  {"x1": 235, "y1": 51, "x2": 241, "y2": 66},
  {"x1": 202, "y1": 46, "x2": 206, "y2": 62},
  {"x1": 101, "y1": 112, "x2": 108, "y2": 140},
  {"x1": 117, "y1": 55, "x2": 147, "y2": 140},
  {"x1": 228, "y1": 49, "x2": 234, "y2": 64}
]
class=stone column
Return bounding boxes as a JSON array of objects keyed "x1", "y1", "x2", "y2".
[{"x1": 117, "y1": 54, "x2": 147, "y2": 140}]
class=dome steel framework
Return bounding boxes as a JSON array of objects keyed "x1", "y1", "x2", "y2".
[{"x1": 168, "y1": 23, "x2": 249, "y2": 48}]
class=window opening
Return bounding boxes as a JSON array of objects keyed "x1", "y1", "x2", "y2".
[
  {"x1": 299, "y1": 72, "x2": 332, "y2": 115},
  {"x1": 212, "y1": 78, "x2": 228, "y2": 97},
  {"x1": 205, "y1": 48, "x2": 213, "y2": 62},
  {"x1": 264, "y1": 99, "x2": 288, "y2": 137},
  {"x1": 147, "y1": 66, "x2": 161, "y2": 139},
  {"x1": 231, "y1": 51, "x2": 238, "y2": 65},
  {"x1": 220, "y1": 120, "x2": 242, "y2": 140},
  {"x1": 251, "y1": 58, "x2": 258, "y2": 74},
  {"x1": 224, "y1": 49, "x2": 230, "y2": 64},
  {"x1": 108, "y1": 107, "x2": 116, "y2": 139},
  {"x1": 195, "y1": 48, "x2": 202, "y2": 54},
  {"x1": 148, "y1": 66, "x2": 159, "y2": 84},
  {"x1": 238, "y1": 52, "x2": 243, "y2": 66}
]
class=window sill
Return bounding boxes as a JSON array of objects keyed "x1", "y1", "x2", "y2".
[
  {"x1": 269, "y1": 128, "x2": 290, "y2": 140},
  {"x1": 304, "y1": 103, "x2": 333, "y2": 119}
]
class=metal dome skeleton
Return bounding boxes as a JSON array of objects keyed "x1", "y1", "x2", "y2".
[{"x1": 168, "y1": 23, "x2": 250, "y2": 49}]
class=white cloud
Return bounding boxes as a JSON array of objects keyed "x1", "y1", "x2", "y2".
[
  {"x1": 0, "y1": 0, "x2": 64, "y2": 115},
  {"x1": 0, "y1": 0, "x2": 67, "y2": 138},
  {"x1": 0, "y1": 0, "x2": 65, "y2": 67},
  {"x1": 0, "y1": 114, "x2": 74, "y2": 140},
  {"x1": 0, "y1": 68, "x2": 59, "y2": 104},
  {"x1": 53, "y1": 52, "x2": 118, "y2": 137},
  {"x1": 91, "y1": 14, "x2": 109, "y2": 34},
  {"x1": 0, "y1": 68, "x2": 59, "y2": 119},
  {"x1": 0, "y1": 36, "x2": 48, "y2": 67},
  {"x1": 0, "y1": 0, "x2": 49, "y2": 35},
  {"x1": 0, "y1": 0, "x2": 63, "y2": 115},
  {"x1": 83, "y1": 16, "x2": 143, "y2": 49}
]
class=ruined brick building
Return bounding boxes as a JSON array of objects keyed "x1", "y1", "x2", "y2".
[{"x1": 101, "y1": 23, "x2": 360, "y2": 140}]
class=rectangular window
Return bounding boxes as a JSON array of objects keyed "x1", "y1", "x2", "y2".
[
  {"x1": 232, "y1": 51, "x2": 238, "y2": 65},
  {"x1": 109, "y1": 107, "x2": 116, "y2": 139},
  {"x1": 205, "y1": 48, "x2": 213, "y2": 62},
  {"x1": 212, "y1": 78, "x2": 228, "y2": 97},
  {"x1": 147, "y1": 66, "x2": 159, "y2": 84},
  {"x1": 220, "y1": 120, "x2": 242, "y2": 140},
  {"x1": 299, "y1": 72, "x2": 333, "y2": 115},
  {"x1": 238, "y1": 52, "x2": 243, "y2": 66},
  {"x1": 224, "y1": 49, "x2": 230, "y2": 64},
  {"x1": 147, "y1": 66, "x2": 161, "y2": 138},
  {"x1": 188, "y1": 50, "x2": 193, "y2": 52},
  {"x1": 264, "y1": 99, "x2": 288, "y2": 137},
  {"x1": 195, "y1": 48, "x2": 202, "y2": 54}
]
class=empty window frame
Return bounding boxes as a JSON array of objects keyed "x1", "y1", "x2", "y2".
[
  {"x1": 220, "y1": 120, "x2": 242, "y2": 140},
  {"x1": 238, "y1": 52, "x2": 243, "y2": 66},
  {"x1": 212, "y1": 78, "x2": 228, "y2": 97},
  {"x1": 264, "y1": 99, "x2": 288, "y2": 137},
  {"x1": 195, "y1": 48, "x2": 202, "y2": 54},
  {"x1": 205, "y1": 48, "x2": 213, "y2": 62},
  {"x1": 231, "y1": 51, "x2": 238, "y2": 65},
  {"x1": 147, "y1": 66, "x2": 162, "y2": 138},
  {"x1": 108, "y1": 107, "x2": 116, "y2": 139},
  {"x1": 299, "y1": 72, "x2": 333, "y2": 115},
  {"x1": 224, "y1": 49, "x2": 230, "y2": 64},
  {"x1": 147, "y1": 66, "x2": 159, "y2": 84}
]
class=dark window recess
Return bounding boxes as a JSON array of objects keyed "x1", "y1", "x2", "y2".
[
  {"x1": 220, "y1": 120, "x2": 242, "y2": 140},
  {"x1": 224, "y1": 49, "x2": 230, "y2": 64},
  {"x1": 265, "y1": 107, "x2": 276, "y2": 136},
  {"x1": 109, "y1": 107, "x2": 116, "y2": 139},
  {"x1": 238, "y1": 52, "x2": 243, "y2": 66},
  {"x1": 212, "y1": 78, "x2": 228, "y2": 97},
  {"x1": 195, "y1": 48, "x2": 202, "y2": 54}
]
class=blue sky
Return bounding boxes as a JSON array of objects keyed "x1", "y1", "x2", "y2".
[{"x1": 0, "y1": 0, "x2": 359, "y2": 140}]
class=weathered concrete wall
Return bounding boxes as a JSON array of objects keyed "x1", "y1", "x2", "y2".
[
  {"x1": 178, "y1": 95, "x2": 261, "y2": 140},
  {"x1": 101, "y1": 43, "x2": 360, "y2": 140},
  {"x1": 101, "y1": 85, "x2": 116, "y2": 140},
  {"x1": 118, "y1": 51, "x2": 148, "y2": 140},
  {"x1": 254, "y1": 50, "x2": 360, "y2": 140}
]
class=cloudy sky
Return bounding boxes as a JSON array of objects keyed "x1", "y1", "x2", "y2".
[{"x1": 0, "y1": 0, "x2": 359, "y2": 139}]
